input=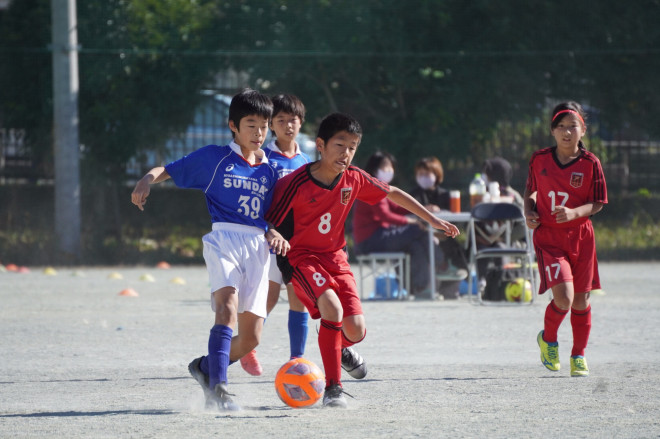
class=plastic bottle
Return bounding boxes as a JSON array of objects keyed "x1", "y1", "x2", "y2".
[
  {"x1": 469, "y1": 173, "x2": 486, "y2": 207},
  {"x1": 488, "y1": 181, "x2": 500, "y2": 202}
]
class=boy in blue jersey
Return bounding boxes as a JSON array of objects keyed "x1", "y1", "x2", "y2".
[
  {"x1": 240, "y1": 94, "x2": 312, "y2": 376},
  {"x1": 131, "y1": 89, "x2": 289, "y2": 411}
]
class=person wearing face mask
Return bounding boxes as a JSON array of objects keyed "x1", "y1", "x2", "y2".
[
  {"x1": 410, "y1": 157, "x2": 451, "y2": 213},
  {"x1": 352, "y1": 151, "x2": 440, "y2": 298},
  {"x1": 410, "y1": 157, "x2": 468, "y2": 297}
]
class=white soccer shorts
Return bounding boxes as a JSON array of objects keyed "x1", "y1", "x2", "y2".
[
  {"x1": 202, "y1": 222, "x2": 270, "y2": 318},
  {"x1": 268, "y1": 252, "x2": 283, "y2": 285}
]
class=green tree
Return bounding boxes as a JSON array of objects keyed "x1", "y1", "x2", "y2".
[
  {"x1": 207, "y1": 0, "x2": 660, "y2": 178},
  {"x1": 2, "y1": 0, "x2": 660, "y2": 262}
]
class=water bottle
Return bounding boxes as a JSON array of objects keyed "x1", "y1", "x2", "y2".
[
  {"x1": 488, "y1": 181, "x2": 500, "y2": 202},
  {"x1": 469, "y1": 173, "x2": 486, "y2": 207}
]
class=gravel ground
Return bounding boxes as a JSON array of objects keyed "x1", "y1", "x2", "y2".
[{"x1": 1, "y1": 262, "x2": 659, "y2": 438}]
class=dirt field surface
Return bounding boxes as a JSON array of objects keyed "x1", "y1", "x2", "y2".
[{"x1": 1, "y1": 262, "x2": 659, "y2": 438}]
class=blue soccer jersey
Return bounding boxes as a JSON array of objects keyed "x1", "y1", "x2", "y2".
[
  {"x1": 165, "y1": 142, "x2": 278, "y2": 231},
  {"x1": 263, "y1": 140, "x2": 312, "y2": 179}
]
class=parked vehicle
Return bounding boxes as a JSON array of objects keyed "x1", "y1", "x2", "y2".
[{"x1": 127, "y1": 91, "x2": 316, "y2": 179}]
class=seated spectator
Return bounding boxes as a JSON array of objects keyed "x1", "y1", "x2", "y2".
[
  {"x1": 474, "y1": 157, "x2": 527, "y2": 275},
  {"x1": 482, "y1": 157, "x2": 524, "y2": 209},
  {"x1": 410, "y1": 157, "x2": 468, "y2": 280},
  {"x1": 352, "y1": 151, "x2": 440, "y2": 297},
  {"x1": 409, "y1": 157, "x2": 450, "y2": 213}
]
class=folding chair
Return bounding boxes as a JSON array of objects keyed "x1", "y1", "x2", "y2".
[
  {"x1": 466, "y1": 203, "x2": 537, "y2": 305},
  {"x1": 356, "y1": 252, "x2": 410, "y2": 300}
]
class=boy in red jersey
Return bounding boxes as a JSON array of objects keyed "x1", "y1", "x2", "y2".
[
  {"x1": 266, "y1": 112, "x2": 460, "y2": 407},
  {"x1": 524, "y1": 101, "x2": 607, "y2": 377}
]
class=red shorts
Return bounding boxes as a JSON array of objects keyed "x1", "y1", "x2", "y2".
[
  {"x1": 289, "y1": 249, "x2": 363, "y2": 320},
  {"x1": 533, "y1": 221, "x2": 601, "y2": 295}
]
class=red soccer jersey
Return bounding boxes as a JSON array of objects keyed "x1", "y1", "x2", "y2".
[
  {"x1": 526, "y1": 144, "x2": 608, "y2": 229},
  {"x1": 266, "y1": 164, "x2": 390, "y2": 265}
]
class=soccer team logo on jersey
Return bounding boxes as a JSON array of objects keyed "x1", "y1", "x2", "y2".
[
  {"x1": 570, "y1": 172, "x2": 584, "y2": 188},
  {"x1": 341, "y1": 188, "x2": 352, "y2": 205}
]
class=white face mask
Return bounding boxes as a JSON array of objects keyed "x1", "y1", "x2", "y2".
[
  {"x1": 416, "y1": 174, "x2": 436, "y2": 190},
  {"x1": 377, "y1": 169, "x2": 394, "y2": 183}
]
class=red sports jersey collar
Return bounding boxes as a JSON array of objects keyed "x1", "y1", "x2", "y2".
[
  {"x1": 306, "y1": 163, "x2": 344, "y2": 190},
  {"x1": 552, "y1": 141, "x2": 586, "y2": 169}
]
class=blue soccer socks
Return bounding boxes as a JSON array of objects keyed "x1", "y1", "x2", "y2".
[
  {"x1": 288, "y1": 310, "x2": 309, "y2": 359},
  {"x1": 207, "y1": 324, "x2": 233, "y2": 389}
]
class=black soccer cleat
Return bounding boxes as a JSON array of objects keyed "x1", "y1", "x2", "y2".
[
  {"x1": 341, "y1": 347, "x2": 367, "y2": 379},
  {"x1": 210, "y1": 382, "x2": 241, "y2": 411},
  {"x1": 322, "y1": 384, "x2": 348, "y2": 408},
  {"x1": 188, "y1": 356, "x2": 240, "y2": 411}
]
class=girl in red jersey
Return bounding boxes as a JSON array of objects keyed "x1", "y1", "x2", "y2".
[
  {"x1": 524, "y1": 101, "x2": 607, "y2": 377},
  {"x1": 266, "y1": 112, "x2": 460, "y2": 407}
]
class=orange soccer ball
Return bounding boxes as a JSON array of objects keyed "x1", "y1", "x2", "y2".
[{"x1": 274, "y1": 358, "x2": 325, "y2": 408}]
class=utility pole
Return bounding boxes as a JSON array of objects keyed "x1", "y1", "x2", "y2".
[{"x1": 51, "y1": 0, "x2": 81, "y2": 262}]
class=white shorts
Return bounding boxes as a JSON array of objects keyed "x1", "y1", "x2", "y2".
[
  {"x1": 202, "y1": 222, "x2": 270, "y2": 318},
  {"x1": 268, "y1": 253, "x2": 283, "y2": 284}
]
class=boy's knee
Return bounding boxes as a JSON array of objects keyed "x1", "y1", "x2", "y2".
[
  {"x1": 342, "y1": 315, "x2": 366, "y2": 342},
  {"x1": 317, "y1": 290, "x2": 343, "y2": 321},
  {"x1": 343, "y1": 327, "x2": 366, "y2": 345},
  {"x1": 216, "y1": 301, "x2": 237, "y2": 316}
]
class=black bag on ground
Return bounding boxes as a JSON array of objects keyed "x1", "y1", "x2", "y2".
[{"x1": 482, "y1": 265, "x2": 524, "y2": 301}]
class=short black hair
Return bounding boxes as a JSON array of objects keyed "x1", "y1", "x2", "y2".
[
  {"x1": 270, "y1": 94, "x2": 306, "y2": 136},
  {"x1": 550, "y1": 101, "x2": 587, "y2": 129},
  {"x1": 364, "y1": 151, "x2": 396, "y2": 177},
  {"x1": 316, "y1": 112, "x2": 362, "y2": 143},
  {"x1": 229, "y1": 88, "x2": 273, "y2": 138},
  {"x1": 272, "y1": 94, "x2": 305, "y2": 122}
]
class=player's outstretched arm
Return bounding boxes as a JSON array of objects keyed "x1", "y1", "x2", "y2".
[
  {"x1": 131, "y1": 166, "x2": 170, "y2": 211},
  {"x1": 386, "y1": 186, "x2": 460, "y2": 238}
]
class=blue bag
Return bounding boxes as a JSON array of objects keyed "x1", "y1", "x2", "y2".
[{"x1": 369, "y1": 273, "x2": 408, "y2": 300}]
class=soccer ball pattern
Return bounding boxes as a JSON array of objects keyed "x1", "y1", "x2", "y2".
[
  {"x1": 505, "y1": 277, "x2": 532, "y2": 302},
  {"x1": 274, "y1": 358, "x2": 325, "y2": 408}
]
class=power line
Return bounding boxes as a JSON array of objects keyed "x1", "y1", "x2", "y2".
[{"x1": 1, "y1": 46, "x2": 660, "y2": 57}]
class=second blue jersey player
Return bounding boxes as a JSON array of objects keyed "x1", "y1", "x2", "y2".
[{"x1": 240, "y1": 94, "x2": 313, "y2": 376}]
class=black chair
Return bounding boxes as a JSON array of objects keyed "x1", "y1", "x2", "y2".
[{"x1": 466, "y1": 203, "x2": 537, "y2": 305}]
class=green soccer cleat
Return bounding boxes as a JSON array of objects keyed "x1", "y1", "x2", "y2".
[
  {"x1": 537, "y1": 330, "x2": 560, "y2": 371},
  {"x1": 570, "y1": 355, "x2": 590, "y2": 377}
]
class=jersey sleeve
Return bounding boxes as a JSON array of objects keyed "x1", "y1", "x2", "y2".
[
  {"x1": 590, "y1": 157, "x2": 608, "y2": 204},
  {"x1": 353, "y1": 167, "x2": 390, "y2": 205},
  {"x1": 165, "y1": 145, "x2": 218, "y2": 190},
  {"x1": 265, "y1": 170, "x2": 298, "y2": 227}
]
